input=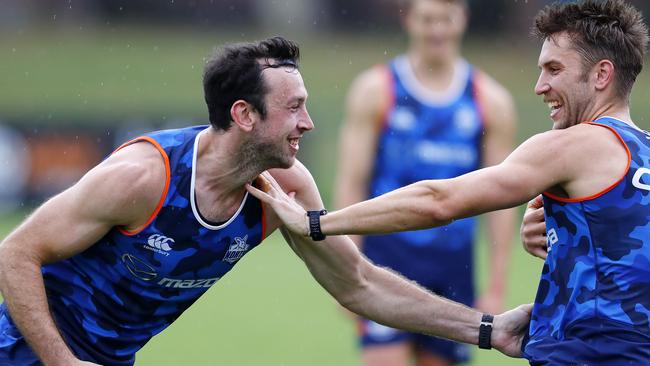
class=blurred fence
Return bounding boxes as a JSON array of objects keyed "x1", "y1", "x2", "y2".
[
  {"x1": 2, "y1": 0, "x2": 650, "y2": 210},
  {"x1": 4, "y1": 0, "x2": 650, "y2": 34}
]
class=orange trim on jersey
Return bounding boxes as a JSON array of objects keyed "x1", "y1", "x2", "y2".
[
  {"x1": 113, "y1": 136, "x2": 171, "y2": 236},
  {"x1": 376, "y1": 64, "x2": 396, "y2": 132},
  {"x1": 260, "y1": 199, "x2": 268, "y2": 240},
  {"x1": 356, "y1": 317, "x2": 367, "y2": 337},
  {"x1": 542, "y1": 121, "x2": 632, "y2": 203},
  {"x1": 472, "y1": 70, "x2": 488, "y2": 130}
]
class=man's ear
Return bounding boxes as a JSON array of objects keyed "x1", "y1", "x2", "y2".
[
  {"x1": 230, "y1": 100, "x2": 258, "y2": 132},
  {"x1": 593, "y1": 59, "x2": 615, "y2": 92}
]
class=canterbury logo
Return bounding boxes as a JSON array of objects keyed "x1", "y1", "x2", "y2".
[{"x1": 147, "y1": 234, "x2": 175, "y2": 251}]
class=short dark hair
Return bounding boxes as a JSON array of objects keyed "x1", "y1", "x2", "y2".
[
  {"x1": 534, "y1": 0, "x2": 648, "y2": 98},
  {"x1": 203, "y1": 37, "x2": 300, "y2": 131},
  {"x1": 398, "y1": 0, "x2": 467, "y2": 12}
]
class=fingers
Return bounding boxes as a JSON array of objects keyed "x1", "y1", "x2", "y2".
[
  {"x1": 528, "y1": 245, "x2": 548, "y2": 260},
  {"x1": 522, "y1": 205, "x2": 544, "y2": 232},
  {"x1": 518, "y1": 303, "x2": 533, "y2": 316},
  {"x1": 527, "y1": 195, "x2": 544, "y2": 209},
  {"x1": 261, "y1": 171, "x2": 284, "y2": 193},
  {"x1": 521, "y1": 198, "x2": 547, "y2": 260},
  {"x1": 253, "y1": 175, "x2": 272, "y2": 193},
  {"x1": 245, "y1": 183, "x2": 273, "y2": 204}
]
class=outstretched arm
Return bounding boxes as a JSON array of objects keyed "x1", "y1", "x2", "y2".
[
  {"x1": 258, "y1": 163, "x2": 532, "y2": 357},
  {"x1": 248, "y1": 128, "x2": 580, "y2": 238},
  {"x1": 0, "y1": 142, "x2": 165, "y2": 366}
]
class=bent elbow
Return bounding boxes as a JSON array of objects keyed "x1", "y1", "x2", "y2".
[
  {"x1": 331, "y1": 261, "x2": 372, "y2": 313},
  {"x1": 415, "y1": 181, "x2": 455, "y2": 225}
]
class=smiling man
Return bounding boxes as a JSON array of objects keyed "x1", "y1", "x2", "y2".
[
  {"x1": 0, "y1": 37, "x2": 531, "y2": 366},
  {"x1": 248, "y1": 2, "x2": 650, "y2": 365}
]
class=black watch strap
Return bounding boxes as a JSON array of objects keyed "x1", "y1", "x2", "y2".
[
  {"x1": 306, "y1": 210, "x2": 328, "y2": 241},
  {"x1": 478, "y1": 314, "x2": 494, "y2": 350}
]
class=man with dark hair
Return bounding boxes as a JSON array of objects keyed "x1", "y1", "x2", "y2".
[
  {"x1": 335, "y1": 0, "x2": 516, "y2": 364},
  {"x1": 249, "y1": 1, "x2": 650, "y2": 364},
  {"x1": 0, "y1": 37, "x2": 531, "y2": 365}
]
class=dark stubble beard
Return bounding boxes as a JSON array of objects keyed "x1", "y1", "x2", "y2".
[{"x1": 238, "y1": 138, "x2": 291, "y2": 180}]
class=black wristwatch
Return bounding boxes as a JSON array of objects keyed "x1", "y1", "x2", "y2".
[
  {"x1": 306, "y1": 209, "x2": 328, "y2": 241},
  {"x1": 478, "y1": 314, "x2": 494, "y2": 350}
]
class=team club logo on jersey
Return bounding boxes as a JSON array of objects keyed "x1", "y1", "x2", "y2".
[
  {"x1": 223, "y1": 235, "x2": 249, "y2": 264},
  {"x1": 144, "y1": 234, "x2": 175, "y2": 256},
  {"x1": 121, "y1": 253, "x2": 158, "y2": 281},
  {"x1": 121, "y1": 253, "x2": 221, "y2": 288}
]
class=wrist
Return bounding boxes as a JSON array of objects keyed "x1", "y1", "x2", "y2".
[
  {"x1": 306, "y1": 209, "x2": 327, "y2": 241},
  {"x1": 45, "y1": 351, "x2": 78, "y2": 366},
  {"x1": 478, "y1": 313, "x2": 494, "y2": 350}
]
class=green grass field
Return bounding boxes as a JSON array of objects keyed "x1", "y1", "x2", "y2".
[{"x1": 1, "y1": 25, "x2": 650, "y2": 365}]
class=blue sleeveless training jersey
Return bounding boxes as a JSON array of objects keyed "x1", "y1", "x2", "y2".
[
  {"x1": 364, "y1": 56, "x2": 485, "y2": 279},
  {"x1": 0, "y1": 126, "x2": 266, "y2": 365},
  {"x1": 524, "y1": 117, "x2": 650, "y2": 365}
]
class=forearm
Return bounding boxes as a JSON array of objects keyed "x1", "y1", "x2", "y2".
[
  {"x1": 346, "y1": 264, "x2": 483, "y2": 344},
  {"x1": 334, "y1": 182, "x2": 368, "y2": 248},
  {"x1": 282, "y1": 229, "x2": 482, "y2": 344},
  {"x1": 323, "y1": 180, "x2": 452, "y2": 236},
  {"x1": 0, "y1": 247, "x2": 76, "y2": 366}
]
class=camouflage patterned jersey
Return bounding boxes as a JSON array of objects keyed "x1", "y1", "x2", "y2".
[
  {"x1": 524, "y1": 117, "x2": 650, "y2": 365},
  {"x1": 0, "y1": 126, "x2": 266, "y2": 366}
]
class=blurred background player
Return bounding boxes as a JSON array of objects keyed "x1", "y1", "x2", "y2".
[{"x1": 335, "y1": 0, "x2": 517, "y2": 365}]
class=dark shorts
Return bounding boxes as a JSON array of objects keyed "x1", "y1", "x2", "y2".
[
  {"x1": 359, "y1": 240, "x2": 474, "y2": 363},
  {"x1": 358, "y1": 317, "x2": 471, "y2": 363}
]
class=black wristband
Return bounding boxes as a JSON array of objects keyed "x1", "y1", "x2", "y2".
[
  {"x1": 478, "y1": 314, "x2": 494, "y2": 350},
  {"x1": 306, "y1": 210, "x2": 328, "y2": 241}
]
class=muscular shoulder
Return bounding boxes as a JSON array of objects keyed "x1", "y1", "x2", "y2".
[
  {"x1": 267, "y1": 160, "x2": 323, "y2": 208},
  {"x1": 262, "y1": 161, "x2": 323, "y2": 234},
  {"x1": 568, "y1": 123, "x2": 629, "y2": 163},
  {"x1": 76, "y1": 141, "x2": 167, "y2": 227},
  {"x1": 345, "y1": 65, "x2": 392, "y2": 125},
  {"x1": 511, "y1": 124, "x2": 627, "y2": 187},
  {"x1": 550, "y1": 123, "x2": 628, "y2": 197}
]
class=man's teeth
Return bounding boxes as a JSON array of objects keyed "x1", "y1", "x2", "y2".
[
  {"x1": 547, "y1": 101, "x2": 561, "y2": 109},
  {"x1": 289, "y1": 138, "x2": 299, "y2": 148}
]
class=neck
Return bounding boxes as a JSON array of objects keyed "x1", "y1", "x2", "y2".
[
  {"x1": 408, "y1": 48, "x2": 458, "y2": 73},
  {"x1": 587, "y1": 98, "x2": 632, "y2": 125},
  {"x1": 195, "y1": 128, "x2": 264, "y2": 200},
  {"x1": 407, "y1": 50, "x2": 459, "y2": 90}
]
